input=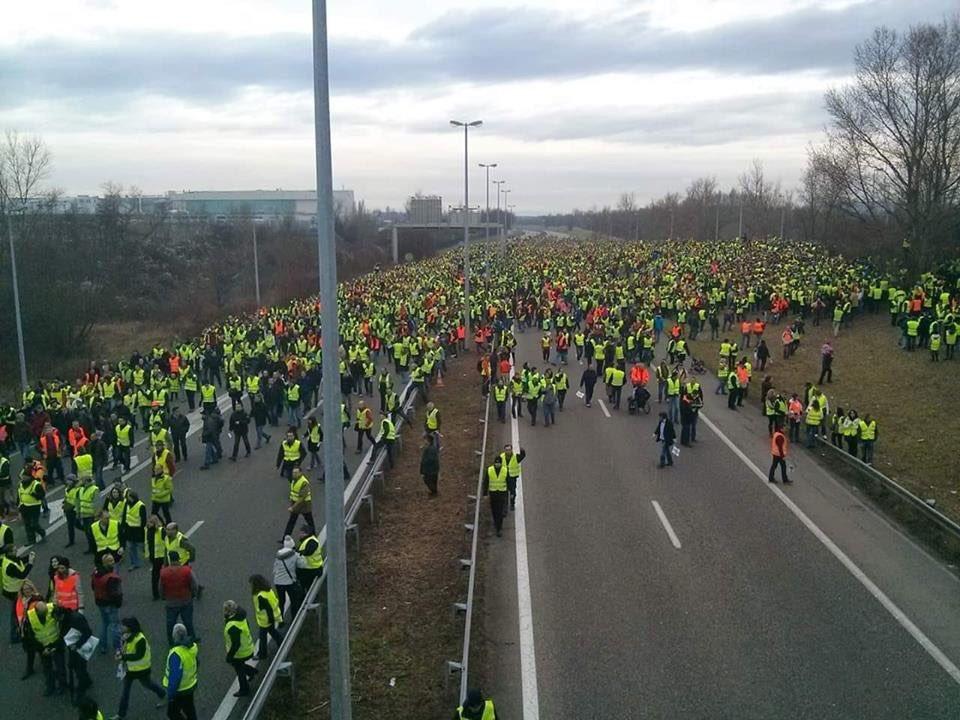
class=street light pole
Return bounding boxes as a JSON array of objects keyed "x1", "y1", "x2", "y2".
[
  {"x1": 479, "y1": 163, "x2": 497, "y2": 241},
  {"x1": 493, "y1": 180, "x2": 505, "y2": 250},
  {"x1": 738, "y1": 196, "x2": 743, "y2": 238},
  {"x1": 5, "y1": 210, "x2": 28, "y2": 390},
  {"x1": 252, "y1": 220, "x2": 261, "y2": 308},
  {"x1": 312, "y1": 3, "x2": 353, "y2": 719},
  {"x1": 715, "y1": 204, "x2": 720, "y2": 242},
  {"x1": 451, "y1": 120, "x2": 482, "y2": 336},
  {"x1": 501, "y1": 189, "x2": 511, "y2": 241}
]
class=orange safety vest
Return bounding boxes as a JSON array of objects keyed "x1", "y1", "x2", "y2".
[
  {"x1": 53, "y1": 572, "x2": 81, "y2": 610},
  {"x1": 771, "y1": 431, "x2": 788, "y2": 458},
  {"x1": 630, "y1": 366, "x2": 648, "y2": 386},
  {"x1": 753, "y1": 321, "x2": 765, "y2": 334},
  {"x1": 169, "y1": 355, "x2": 181, "y2": 374},
  {"x1": 68, "y1": 428, "x2": 89, "y2": 455},
  {"x1": 736, "y1": 367, "x2": 749, "y2": 385},
  {"x1": 39, "y1": 431, "x2": 61, "y2": 457},
  {"x1": 740, "y1": 321, "x2": 751, "y2": 334}
]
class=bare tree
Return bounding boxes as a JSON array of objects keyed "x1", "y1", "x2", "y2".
[{"x1": 817, "y1": 18, "x2": 960, "y2": 269}]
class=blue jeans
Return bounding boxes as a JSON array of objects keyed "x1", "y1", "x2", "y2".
[
  {"x1": 166, "y1": 603, "x2": 196, "y2": 643},
  {"x1": 99, "y1": 605, "x2": 121, "y2": 654},
  {"x1": 659, "y1": 441, "x2": 674, "y2": 466},
  {"x1": 805, "y1": 424, "x2": 818, "y2": 448},
  {"x1": 204, "y1": 442, "x2": 217, "y2": 467},
  {"x1": 126, "y1": 540, "x2": 143, "y2": 569},
  {"x1": 287, "y1": 404, "x2": 302, "y2": 427},
  {"x1": 667, "y1": 396, "x2": 680, "y2": 424}
]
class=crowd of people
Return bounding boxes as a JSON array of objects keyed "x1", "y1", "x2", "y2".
[{"x1": 0, "y1": 235, "x2": 956, "y2": 718}]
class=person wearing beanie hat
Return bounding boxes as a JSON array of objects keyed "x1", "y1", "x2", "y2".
[{"x1": 453, "y1": 688, "x2": 497, "y2": 719}]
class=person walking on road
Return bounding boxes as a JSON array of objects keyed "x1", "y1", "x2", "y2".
[
  {"x1": 283, "y1": 467, "x2": 316, "y2": 538},
  {"x1": 160, "y1": 554, "x2": 198, "y2": 644},
  {"x1": 295, "y1": 527, "x2": 324, "y2": 589},
  {"x1": 654, "y1": 412, "x2": 676, "y2": 468},
  {"x1": 169, "y1": 407, "x2": 189, "y2": 464},
  {"x1": 275, "y1": 429, "x2": 305, "y2": 481},
  {"x1": 91, "y1": 552, "x2": 123, "y2": 655},
  {"x1": 420, "y1": 434, "x2": 440, "y2": 496},
  {"x1": 484, "y1": 457, "x2": 509, "y2": 537},
  {"x1": 228, "y1": 405, "x2": 252, "y2": 461},
  {"x1": 500, "y1": 444, "x2": 525, "y2": 511},
  {"x1": 18, "y1": 467, "x2": 46, "y2": 545},
  {"x1": 579, "y1": 364, "x2": 597, "y2": 407},
  {"x1": 223, "y1": 600, "x2": 258, "y2": 698},
  {"x1": 23, "y1": 600, "x2": 67, "y2": 696},
  {"x1": 249, "y1": 574, "x2": 284, "y2": 660},
  {"x1": 818, "y1": 341, "x2": 834, "y2": 384},
  {"x1": 114, "y1": 616, "x2": 165, "y2": 719},
  {"x1": 163, "y1": 623, "x2": 199, "y2": 720},
  {"x1": 768, "y1": 424, "x2": 791, "y2": 484},
  {"x1": 146, "y1": 515, "x2": 167, "y2": 601},
  {"x1": 273, "y1": 536, "x2": 304, "y2": 616}
]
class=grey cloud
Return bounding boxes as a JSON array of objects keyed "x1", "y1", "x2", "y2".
[{"x1": 0, "y1": 0, "x2": 954, "y2": 110}]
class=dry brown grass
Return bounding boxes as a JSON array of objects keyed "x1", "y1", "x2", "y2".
[
  {"x1": 687, "y1": 312, "x2": 960, "y2": 519},
  {"x1": 263, "y1": 356, "x2": 484, "y2": 719}
]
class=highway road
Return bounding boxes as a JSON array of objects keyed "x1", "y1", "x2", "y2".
[
  {"x1": 0, "y1": 358, "x2": 409, "y2": 720},
  {"x1": 482, "y1": 330, "x2": 960, "y2": 719}
]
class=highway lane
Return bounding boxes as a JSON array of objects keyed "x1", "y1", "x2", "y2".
[
  {"x1": 1, "y1": 359, "x2": 410, "y2": 720},
  {"x1": 482, "y1": 330, "x2": 960, "y2": 718}
]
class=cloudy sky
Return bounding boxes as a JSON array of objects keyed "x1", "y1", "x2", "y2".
[{"x1": 1, "y1": 0, "x2": 955, "y2": 214}]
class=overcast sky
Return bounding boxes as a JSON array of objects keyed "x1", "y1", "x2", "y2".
[{"x1": 1, "y1": 0, "x2": 955, "y2": 214}]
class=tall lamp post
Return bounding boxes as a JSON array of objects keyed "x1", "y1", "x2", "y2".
[
  {"x1": 493, "y1": 180, "x2": 506, "y2": 247},
  {"x1": 507, "y1": 204, "x2": 516, "y2": 236},
  {"x1": 501, "y1": 189, "x2": 511, "y2": 242},
  {"x1": 450, "y1": 120, "x2": 482, "y2": 335},
  {"x1": 479, "y1": 163, "x2": 497, "y2": 240},
  {"x1": 312, "y1": 2, "x2": 352, "y2": 718}
]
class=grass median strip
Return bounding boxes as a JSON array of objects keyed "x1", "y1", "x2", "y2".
[{"x1": 263, "y1": 356, "x2": 483, "y2": 718}]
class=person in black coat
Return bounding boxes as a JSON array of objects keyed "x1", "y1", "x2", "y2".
[
  {"x1": 419, "y1": 434, "x2": 440, "y2": 495},
  {"x1": 579, "y1": 366, "x2": 598, "y2": 407},
  {"x1": 654, "y1": 412, "x2": 676, "y2": 468},
  {"x1": 229, "y1": 407, "x2": 251, "y2": 461}
]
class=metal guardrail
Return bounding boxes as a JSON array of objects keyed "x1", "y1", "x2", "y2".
[
  {"x1": 240, "y1": 377, "x2": 418, "y2": 720},
  {"x1": 815, "y1": 436, "x2": 960, "y2": 542},
  {"x1": 447, "y1": 391, "x2": 492, "y2": 698}
]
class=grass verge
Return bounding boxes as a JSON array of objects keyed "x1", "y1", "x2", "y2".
[
  {"x1": 263, "y1": 356, "x2": 484, "y2": 719},
  {"x1": 686, "y1": 311, "x2": 960, "y2": 521}
]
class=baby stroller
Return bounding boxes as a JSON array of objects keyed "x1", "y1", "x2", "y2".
[{"x1": 628, "y1": 386, "x2": 651, "y2": 415}]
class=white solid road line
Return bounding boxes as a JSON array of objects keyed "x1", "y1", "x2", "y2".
[
  {"x1": 699, "y1": 411, "x2": 960, "y2": 686},
  {"x1": 184, "y1": 520, "x2": 204, "y2": 538},
  {"x1": 597, "y1": 398, "x2": 612, "y2": 418},
  {"x1": 511, "y1": 361, "x2": 541, "y2": 720},
  {"x1": 651, "y1": 500, "x2": 682, "y2": 549}
]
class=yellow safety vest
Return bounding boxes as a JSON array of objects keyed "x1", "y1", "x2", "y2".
[
  {"x1": 859, "y1": 420, "x2": 877, "y2": 441},
  {"x1": 1, "y1": 556, "x2": 26, "y2": 593},
  {"x1": 75, "y1": 453, "x2": 93, "y2": 479},
  {"x1": 289, "y1": 475, "x2": 312, "y2": 504},
  {"x1": 27, "y1": 607, "x2": 60, "y2": 648},
  {"x1": 499, "y1": 452, "x2": 521, "y2": 477},
  {"x1": 282, "y1": 440, "x2": 302, "y2": 462},
  {"x1": 298, "y1": 536, "x2": 324, "y2": 570},
  {"x1": 201, "y1": 385, "x2": 216, "y2": 403},
  {"x1": 116, "y1": 424, "x2": 132, "y2": 447},
  {"x1": 125, "y1": 500, "x2": 145, "y2": 529},
  {"x1": 151, "y1": 474, "x2": 173, "y2": 503},
  {"x1": 77, "y1": 484, "x2": 99, "y2": 518},
  {"x1": 457, "y1": 700, "x2": 496, "y2": 720},
  {"x1": 18, "y1": 480, "x2": 43, "y2": 507},
  {"x1": 163, "y1": 643, "x2": 199, "y2": 692},
  {"x1": 91, "y1": 519, "x2": 121, "y2": 551},
  {"x1": 426, "y1": 408, "x2": 439, "y2": 430},
  {"x1": 164, "y1": 532, "x2": 187, "y2": 564},
  {"x1": 487, "y1": 465, "x2": 508, "y2": 492},
  {"x1": 380, "y1": 418, "x2": 396, "y2": 440},
  {"x1": 253, "y1": 589, "x2": 281, "y2": 628},
  {"x1": 224, "y1": 618, "x2": 255, "y2": 661},
  {"x1": 124, "y1": 632, "x2": 152, "y2": 673}
]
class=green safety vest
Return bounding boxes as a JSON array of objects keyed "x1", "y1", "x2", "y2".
[{"x1": 163, "y1": 643, "x2": 199, "y2": 692}]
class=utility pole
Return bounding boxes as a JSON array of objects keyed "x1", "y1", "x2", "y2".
[
  {"x1": 252, "y1": 220, "x2": 261, "y2": 308},
  {"x1": 669, "y1": 208, "x2": 675, "y2": 239},
  {"x1": 714, "y1": 204, "x2": 720, "y2": 242},
  {"x1": 780, "y1": 206, "x2": 786, "y2": 239},
  {"x1": 451, "y1": 120, "x2": 482, "y2": 335},
  {"x1": 479, "y1": 163, "x2": 497, "y2": 240},
  {"x1": 738, "y1": 195, "x2": 744, "y2": 239},
  {"x1": 500, "y1": 188, "x2": 511, "y2": 245},
  {"x1": 311, "y1": 3, "x2": 352, "y2": 718}
]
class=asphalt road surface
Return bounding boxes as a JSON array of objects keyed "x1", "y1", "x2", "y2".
[
  {"x1": 482, "y1": 330, "x2": 960, "y2": 719},
  {"x1": 0, "y1": 357, "x2": 410, "y2": 720}
]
